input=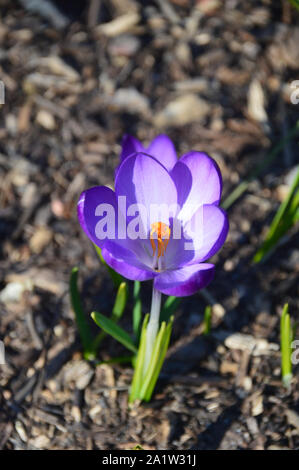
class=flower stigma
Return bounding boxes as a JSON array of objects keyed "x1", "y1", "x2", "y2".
[{"x1": 150, "y1": 222, "x2": 171, "y2": 267}]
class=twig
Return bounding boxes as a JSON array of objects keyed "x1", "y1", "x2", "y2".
[
  {"x1": 25, "y1": 311, "x2": 43, "y2": 350},
  {"x1": 88, "y1": 0, "x2": 102, "y2": 28},
  {"x1": 19, "y1": 0, "x2": 69, "y2": 29},
  {"x1": 154, "y1": 0, "x2": 180, "y2": 24}
]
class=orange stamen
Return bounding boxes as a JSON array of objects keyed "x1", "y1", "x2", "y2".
[{"x1": 150, "y1": 222, "x2": 171, "y2": 259}]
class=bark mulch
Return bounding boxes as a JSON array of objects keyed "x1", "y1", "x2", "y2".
[{"x1": 0, "y1": 0, "x2": 298, "y2": 450}]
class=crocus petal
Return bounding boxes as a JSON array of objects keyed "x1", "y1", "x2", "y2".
[
  {"x1": 115, "y1": 153, "x2": 178, "y2": 234},
  {"x1": 184, "y1": 204, "x2": 229, "y2": 263},
  {"x1": 77, "y1": 186, "x2": 117, "y2": 248},
  {"x1": 147, "y1": 135, "x2": 177, "y2": 171},
  {"x1": 119, "y1": 135, "x2": 144, "y2": 163},
  {"x1": 102, "y1": 242, "x2": 156, "y2": 281},
  {"x1": 154, "y1": 263, "x2": 215, "y2": 297},
  {"x1": 171, "y1": 151, "x2": 222, "y2": 223},
  {"x1": 162, "y1": 220, "x2": 195, "y2": 269}
]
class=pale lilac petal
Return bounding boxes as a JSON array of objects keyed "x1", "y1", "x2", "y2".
[
  {"x1": 171, "y1": 151, "x2": 222, "y2": 223},
  {"x1": 119, "y1": 134, "x2": 177, "y2": 171},
  {"x1": 120, "y1": 135, "x2": 144, "y2": 163},
  {"x1": 162, "y1": 219, "x2": 195, "y2": 269},
  {"x1": 184, "y1": 204, "x2": 229, "y2": 263},
  {"x1": 77, "y1": 186, "x2": 117, "y2": 248},
  {"x1": 154, "y1": 263, "x2": 215, "y2": 296},
  {"x1": 147, "y1": 135, "x2": 177, "y2": 171},
  {"x1": 78, "y1": 136, "x2": 227, "y2": 290},
  {"x1": 115, "y1": 153, "x2": 178, "y2": 234},
  {"x1": 77, "y1": 182, "x2": 156, "y2": 268},
  {"x1": 102, "y1": 242, "x2": 156, "y2": 281}
]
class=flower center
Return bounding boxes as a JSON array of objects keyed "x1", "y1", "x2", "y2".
[{"x1": 150, "y1": 222, "x2": 171, "y2": 259}]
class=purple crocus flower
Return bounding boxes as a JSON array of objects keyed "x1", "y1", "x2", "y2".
[{"x1": 78, "y1": 135, "x2": 228, "y2": 297}]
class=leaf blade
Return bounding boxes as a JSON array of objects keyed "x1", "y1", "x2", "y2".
[
  {"x1": 254, "y1": 167, "x2": 299, "y2": 263},
  {"x1": 93, "y1": 244, "x2": 124, "y2": 287},
  {"x1": 91, "y1": 311, "x2": 137, "y2": 354},
  {"x1": 70, "y1": 267, "x2": 95, "y2": 360},
  {"x1": 160, "y1": 295, "x2": 180, "y2": 323},
  {"x1": 112, "y1": 281, "x2": 128, "y2": 322},
  {"x1": 222, "y1": 121, "x2": 299, "y2": 210},
  {"x1": 129, "y1": 314, "x2": 149, "y2": 403},
  {"x1": 133, "y1": 281, "x2": 142, "y2": 340}
]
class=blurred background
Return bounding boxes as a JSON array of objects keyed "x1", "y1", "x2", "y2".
[{"x1": 0, "y1": 0, "x2": 298, "y2": 450}]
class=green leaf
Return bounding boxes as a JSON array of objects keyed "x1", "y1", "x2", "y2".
[
  {"x1": 95, "y1": 355, "x2": 134, "y2": 366},
  {"x1": 91, "y1": 312, "x2": 137, "y2": 354},
  {"x1": 203, "y1": 305, "x2": 212, "y2": 335},
  {"x1": 160, "y1": 295, "x2": 180, "y2": 323},
  {"x1": 139, "y1": 321, "x2": 166, "y2": 399},
  {"x1": 70, "y1": 267, "x2": 95, "y2": 360},
  {"x1": 140, "y1": 321, "x2": 166, "y2": 400},
  {"x1": 129, "y1": 314, "x2": 149, "y2": 403},
  {"x1": 129, "y1": 315, "x2": 174, "y2": 403},
  {"x1": 222, "y1": 121, "x2": 299, "y2": 210},
  {"x1": 93, "y1": 244, "x2": 124, "y2": 287},
  {"x1": 133, "y1": 281, "x2": 142, "y2": 340},
  {"x1": 289, "y1": 0, "x2": 299, "y2": 11},
  {"x1": 112, "y1": 282, "x2": 128, "y2": 321},
  {"x1": 143, "y1": 316, "x2": 174, "y2": 402},
  {"x1": 280, "y1": 303, "x2": 292, "y2": 387},
  {"x1": 92, "y1": 281, "x2": 128, "y2": 351},
  {"x1": 139, "y1": 318, "x2": 171, "y2": 401},
  {"x1": 253, "y1": 166, "x2": 299, "y2": 263}
]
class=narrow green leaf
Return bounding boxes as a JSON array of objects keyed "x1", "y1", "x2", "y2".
[
  {"x1": 203, "y1": 305, "x2": 212, "y2": 335},
  {"x1": 70, "y1": 267, "x2": 95, "y2": 360},
  {"x1": 93, "y1": 244, "x2": 124, "y2": 287},
  {"x1": 91, "y1": 312, "x2": 137, "y2": 354},
  {"x1": 129, "y1": 315, "x2": 174, "y2": 403},
  {"x1": 139, "y1": 321, "x2": 167, "y2": 400},
  {"x1": 261, "y1": 168, "x2": 299, "y2": 239},
  {"x1": 143, "y1": 316, "x2": 174, "y2": 402},
  {"x1": 280, "y1": 303, "x2": 292, "y2": 387},
  {"x1": 222, "y1": 121, "x2": 299, "y2": 210},
  {"x1": 289, "y1": 0, "x2": 299, "y2": 11},
  {"x1": 95, "y1": 355, "x2": 134, "y2": 366},
  {"x1": 129, "y1": 314, "x2": 149, "y2": 403},
  {"x1": 92, "y1": 282, "x2": 128, "y2": 351},
  {"x1": 112, "y1": 282, "x2": 128, "y2": 322},
  {"x1": 160, "y1": 295, "x2": 180, "y2": 323},
  {"x1": 254, "y1": 167, "x2": 299, "y2": 263},
  {"x1": 133, "y1": 281, "x2": 142, "y2": 340}
]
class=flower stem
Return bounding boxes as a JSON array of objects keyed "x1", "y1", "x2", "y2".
[{"x1": 143, "y1": 284, "x2": 162, "y2": 375}]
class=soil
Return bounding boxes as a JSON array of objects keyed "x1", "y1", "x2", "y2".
[{"x1": 0, "y1": 0, "x2": 298, "y2": 450}]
